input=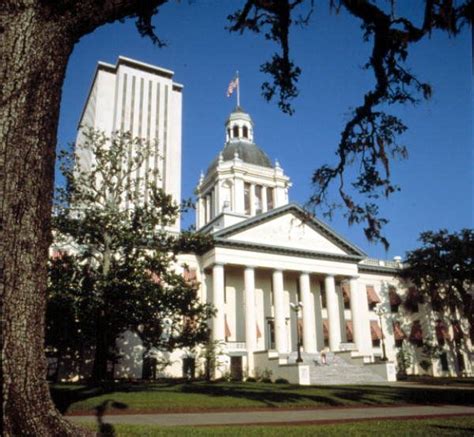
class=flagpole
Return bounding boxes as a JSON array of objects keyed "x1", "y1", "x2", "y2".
[{"x1": 236, "y1": 70, "x2": 240, "y2": 107}]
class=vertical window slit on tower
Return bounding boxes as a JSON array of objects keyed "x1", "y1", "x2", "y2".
[
  {"x1": 120, "y1": 73, "x2": 128, "y2": 132},
  {"x1": 136, "y1": 77, "x2": 144, "y2": 198},
  {"x1": 145, "y1": 80, "x2": 152, "y2": 203},
  {"x1": 244, "y1": 182, "x2": 251, "y2": 215},
  {"x1": 126, "y1": 75, "x2": 136, "y2": 207},
  {"x1": 154, "y1": 83, "x2": 161, "y2": 187},
  {"x1": 163, "y1": 85, "x2": 169, "y2": 192}
]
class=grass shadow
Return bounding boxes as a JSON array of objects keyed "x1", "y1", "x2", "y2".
[{"x1": 177, "y1": 381, "x2": 344, "y2": 408}]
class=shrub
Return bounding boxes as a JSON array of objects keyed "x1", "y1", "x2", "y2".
[
  {"x1": 246, "y1": 377, "x2": 257, "y2": 382},
  {"x1": 274, "y1": 378, "x2": 289, "y2": 384},
  {"x1": 261, "y1": 377, "x2": 272, "y2": 383}
]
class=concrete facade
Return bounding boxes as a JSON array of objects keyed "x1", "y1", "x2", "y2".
[{"x1": 76, "y1": 56, "x2": 182, "y2": 232}]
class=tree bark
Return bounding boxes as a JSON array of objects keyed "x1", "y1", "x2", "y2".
[
  {"x1": 0, "y1": 6, "x2": 92, "y2": 436},
  {"x1": 1, "y1": 1, "x2": 168, "y2": 431}
]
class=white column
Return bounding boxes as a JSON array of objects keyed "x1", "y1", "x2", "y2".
[
  {"x1": 300, "y1": 272, "x2": 317, "y2": 353},
  {"x1": 244, "y1": 267, "x2": 256, "y2": 375},
  {"x1": 212, "y1": 264, "x2": 225, "y2": 342},
  {"x1": 274, "y1": 186, "x2": 285, "y2": 208},
  {"x1": 313, "y1": 284, "x2": 324, "y2": 350},
  {"x1": 325, "y1": 275, "x2": 341, "y2": 351},
  {"x1": 358, "y1": 281, "x2": 373, "y2": 355},
  {"x1": 205, "y1": 195, "x2": 211, "y2": 223},
  {"x1": 233, "y1": 177, "x2": 244, "y2": 214},
  {"x1": 214, "y1": 182, "x2": 220, "y2": 216},
  {"x1": 272, "y1": 269, "x2": 287, "y2": 353},
  {"x1": 250, "y1": 184, "x2": 256, "y2": 216},
  {"x1": 349, "y1": 276, "x2": 364, "y2": 353},
  {"x1": 200, "y1": 270, "x2": 207, "y2": 303},
  {"x1": 262, "y1": 187, "x2": 268, "y2": 213},
  {"x1": 197, "y1": 197, "x2": 205, "y2": 228}
]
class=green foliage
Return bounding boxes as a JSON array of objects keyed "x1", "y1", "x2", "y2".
[
  {"x1": 254, "y1": 367, "x2": 273, "y2": 383},
  {"x1": 226, "y1": 0, "x2": 471, "y2": 247},
  {"x1": 274, "y1": 378, "x2": 289, "y2": 384},
  {"x1": 198, "y1": 339, "x2": 225, "y2": 381},
  {"x1": 395, "y1": 341, "x2": 411, "y2": 377},
  {"x1": 48, "y1": 128, "x2": 214, "y2": 380},
  {"x1": 400, "y1": 229, "x2": 473, "y2": 326}
]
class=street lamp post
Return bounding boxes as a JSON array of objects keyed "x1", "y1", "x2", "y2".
[
  {"x1": 290, "y1": 302, "x2": 303, "y2": 363},
  {"x1": 374, "y1": 304, "x2": 388, "y2": 361}
]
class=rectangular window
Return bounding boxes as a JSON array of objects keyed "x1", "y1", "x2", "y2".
[
  {"x1": 255, "y1": 185, "x2": 262, "y2": 214},
  {"x1": 321, "y1": 288, "x2": 327, "y2": 308},
  {"x1": 457, "y1": 352, "x2": 465, "y2": 372},
  {"x1": 266, "y1": 187, "x2": 274, "y2": 210},
  {"x1": 440, "y1": 352, "x2": 449, "y2": 371},
  {"x1": 223, "y1": 270, "x2": 227, "y2": 304},
  {"x1": 267, "y1": 320, "x2": 275, "y2": 350},
  {"x1": 244, "y1": 182, "x2": 251, "y2": 215}
]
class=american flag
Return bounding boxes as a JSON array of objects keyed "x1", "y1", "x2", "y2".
[{"x1": 227, "y1": 77, "x2": 239, "y2": 97}]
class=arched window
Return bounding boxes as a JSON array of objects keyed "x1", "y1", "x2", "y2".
[
  {"x1": 227, "y1": 128, "x2": 231, "y2": 139},
  {"x1": 242, "y1": 125, "x2": 249, "y2": 138},
  {"x1": 232, "y1": 125, "x2": 239, "y2": 138}
]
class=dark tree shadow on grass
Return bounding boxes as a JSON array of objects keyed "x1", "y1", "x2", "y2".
[
  {"x1": 330, "y1": 385, "x2": 474, "y2": 406},
  {"x1": 51, "y1": 380, "x2": 179, "y2": 414},
  {"x1": 94, "y1": 400, "x2": 128, "y2": 436},
  {"x1": 51, "y1": 380, "x2": 474, "y2": 415},
  {"x1": 178, "y1": 382, "x2": 344, "y2": 408},
  {"x1": 430, "y1": 424, "x2": 474, "y2": 433}
]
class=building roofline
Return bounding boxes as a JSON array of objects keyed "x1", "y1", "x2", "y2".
[
  {"x1": 213, "y1": 238, "x2": 364, "y2": 263},
  {"x1": 213, "y1": 203, "x2": 367, "y2": 258},
  {"x1": 117, "y1": 56, "x2": 174, "y2": 78},
  {"x1": 77, "y1": 57, "x2": 179, "y2": 129},
  {"x1": 358, "y1": 264, "x2": 400, "y2": 275}
]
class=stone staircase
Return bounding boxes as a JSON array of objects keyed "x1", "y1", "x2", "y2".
[{"x1": 284, "y1": 351, "x2": 387, "y2": 385}]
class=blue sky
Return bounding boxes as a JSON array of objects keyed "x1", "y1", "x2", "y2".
[{"x1": 57, "y1": 1, "x2": 472, "y2": 260}]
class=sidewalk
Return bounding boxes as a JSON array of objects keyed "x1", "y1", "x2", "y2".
[{"x1": 70, "y1": 404, "x2": 474, "y2": 427}]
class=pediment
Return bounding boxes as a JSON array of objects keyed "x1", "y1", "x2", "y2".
[{"x1": 214, "y1": 204, "x2": 365, "y2": 257}]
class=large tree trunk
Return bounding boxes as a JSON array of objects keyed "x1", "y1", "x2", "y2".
[
  {"x1": 0, "y1": 7, "x2": 92, "y2": 436},
  {"x1": 1, "y1": 0, "x2": 167, "y2": 433}
]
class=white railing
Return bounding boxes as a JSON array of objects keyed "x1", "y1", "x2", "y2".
[
  {"x1": 226, "y1": 341, "x2": 247, "y2": 351},
  {"x1": 339, "y1": 342, "x2": 357, "y2": 351}
]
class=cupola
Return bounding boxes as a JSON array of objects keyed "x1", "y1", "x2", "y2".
[{"x1": 196, "y1": 107, "x2": 291, "y2": 232}]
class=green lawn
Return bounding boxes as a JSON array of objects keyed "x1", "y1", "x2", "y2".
[
  {"x1": 51, "y1": 380, "x2": 474, "y2": 415},
  {"x1": 79, "y1": 416, "x2": 474, "y2": 436}
]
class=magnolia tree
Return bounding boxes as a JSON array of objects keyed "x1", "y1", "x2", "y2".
[{"x1": 50, "y1": 129, "x2": 214, "y2": 381}]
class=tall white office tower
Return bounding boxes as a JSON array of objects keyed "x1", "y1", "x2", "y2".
[{"x1": 76, "y1": 56, "x2": 183, "y2": 232}]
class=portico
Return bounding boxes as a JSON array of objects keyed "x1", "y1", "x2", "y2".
[
  {"x1": 193, "y1": 106, "x2": 383, "y2": 381},
  {"x1": 205, "y1": 236, "x2": 372, "y2": 375}
]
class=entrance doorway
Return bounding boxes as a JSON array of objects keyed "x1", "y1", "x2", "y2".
[
  {"x1": 230, "y1": 356, "x2": 243, "y2": 380},
  {"x1": 267, "y1": 319, "x2": 275, "y2": 350}
]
